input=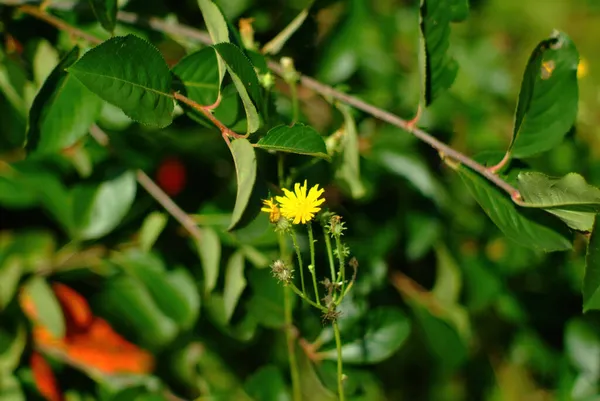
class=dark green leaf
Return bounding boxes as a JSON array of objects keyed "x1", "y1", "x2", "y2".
[
  {"x1": 419, "y1": 0, "x2": 465, "y2": 105},
  {"x1": 194, "y1": 227, "x2": 222, "y2": 295},
  {"x1": 27, "y1": 46, "x2": 102, "y2": 154},
  {"x1": 23, "y1": 276, "x2": 65, "y2": 339},
  {"x1": 197, "y1": 0, "x2": 229, "y2": 85},
  {"x1": 256, "y1": 123, "x2": 329, "y2": 160},
  {"x1": 172, "y1": 47, "x2": 220, "y2": 107},
  {"x1": 458, "y1": 166, "x2": 572, "y2": 252},
  {"x1": 95, "y1": 275, "x2": 178, "y2": 349},
  {"x1": 223, "y1": 251, "x2": 246, "y2": 323},
  {"x1": 71, "y1": 170, "x2": 136, "y2": 240},
  {"x1": 517, "y1": 172, "x2": 600, "y2": 231},
  {"x1": 213, "y1": 43, "x2": 262, "y2": 134},
  {"x1": 322, "y1": 307, "x2": 411, "y2": 365},
  {"x1": 69, "y1": 35, "x2": 174, "y2": 127},
  {"x1": 88, "y1": 0, "x2": 118, "y2": 33},
  {"x1": 297, "y1": 352, "x2": 337, "y2": 401},
  {"x1": 509, "y1": 31, "x2": 579, "y2": 158},
  {"x1": 449, "y1": 0, "x2": 469, "y2": 21},
  {"x1": 244, "y1": 365, "x2": 291, "y2": 401},
  {"x1": 584, "y1": 216, "x2": 600, "y2": 312},
  {"x1": 229, "y1": 138, "x2": 257, "y2": 230}
]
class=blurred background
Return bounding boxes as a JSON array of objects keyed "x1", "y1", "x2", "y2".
[{"x1": 2, "y1": 0, "x2": 600, "y2": 400}]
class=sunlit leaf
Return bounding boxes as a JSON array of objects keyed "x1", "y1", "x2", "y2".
[
  {"x1": 194, "y1": 227, "x2": 222, "y2": 295},
  {"x1": 69, "y1": 35, "x2": 174, "y2": 127},
  {"x1": 334, "y1": 104, "x2": 365, "y2": 198},
  {"x1": 21, "y1": 276, "x2": 65, "y2": 339},
  {"x1": 256, "y1": 123, "x2": 329, "y2": 160},
  {"x1": 223, "y1": 251, "x2": 246, "y2": 323},
  {"x1": 229, "y1": 138, "x2": 257, "y2": 230},
  {"x1": 197, "y1": 0, "x2": 229, "y2": 85}
]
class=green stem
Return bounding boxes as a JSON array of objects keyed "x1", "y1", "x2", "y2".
[
  {"x1": 335, "y1": 235, "x2": 346, "y2": 298},
  {"x1": 284, "y1": 286, "x2": 301, "y2": 401},
  {"x1": 290, "y1": 230, "x2": 306, "y2": 296},
  {"x1": 307, "y1": 222, "x2": 321, "y2": 306},
  {"x1": 323, "y1": 229, "x2": 336, "y2": 287},
  {"x1": 289, "y1": 283, "x2": 328, "y2": 312},
  {"x1": 333, "y1": 321, "x2": 345, "y2": 401}
]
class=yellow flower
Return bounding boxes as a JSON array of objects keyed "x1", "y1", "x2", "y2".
[
  {"x1": 578, "y1": 58, "x2": 589, "y2": 79},
  {"x1": 276, "y1": 180, "x2": 325, "y2": 224},
  {"x1": 261, "y1": 198, "x2": 281, "y2": 223}
]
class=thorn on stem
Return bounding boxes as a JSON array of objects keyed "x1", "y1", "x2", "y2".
[{"x1": 406, "y1": 104, "x2": 423, "y2": 131}]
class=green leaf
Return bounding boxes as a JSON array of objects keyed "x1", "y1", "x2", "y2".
[
  {"x1": 23, "y1": 276, "x2": 65, "y2": 339},
  {"x1": 432, "y1": 245, "x2": 462, "y2": 305},
  {"x1": 172, "y1": 47, "x2": 220, "y2": 107},
  {"x1": 213, "y1": 43, "x2": 262, "y2": 134},
  {"x1": 194, "y1": 227, "x2": 222, "y2": 295},
  {"x1": 565, "y1": 318, "x2": 600, "y2": 376},
  {"x1": 262, "y1": 6, "x2": 310, "y2": 55},
  {"x1": 223, "y1": 251, "x2": 246, "y2": 323},
  {"x1": 229, "y1": 138, "x2": 257, "y2": 230},
  {"x1": 508, "y1": 31, "x2": 579, "y2": 158},
  {"x1": 244, "y1": 365, "x2": 291, "y2": 401},
  {"x1": 517, "y1": 172, "x2": 600, "y2": 232},
  {"x1": 322, "y1": 307, "x2": 411, "y2": 365},
  {"x1": 88, "y1": 0, "x2": 118, "y2": 33},
  {"x1": 69, "y1": 35, "x2": 174, "y2": 128},
  {"x1": 247, "y1": 268, "x2": 293, "y2": 329},
  {"x1": 584, "y1": 216, "x2": 600, "y2": 312},
  {"x1": 27, "y1": 46, "x2": 102, "y2": 154},
  {"x1": 449, "y1": 0, "x2": 470, "y2": 21},
  {"x1": 139, "y1": 212, "x2": 168, "y2": 252},
  {"x1": 419, "y1": 0, "x2": 465, "y2": 105},
  {"x1": 0, "y1": 375, "x2": 25, "y2": 401},
  {"x1": 297, "y1": 352, "x2": 337, "y2": 401},
  {"x1": 335, "y1": 105, "x2": 365, "y2": 198},
  {"x1": 0, "y1": 257, "x2": 21, "y2": 310},
  {"x1": 95, "y1": 275, "x2": 178, "y2": 349},
  {"x1": 0, "y1": 324, "x2": 26, "y2": 374},
  {"x1": 457, "y1": 166, "x2": 572, "y2": 252},
  {"x1": 197, "y1": 0, "x2": 229, "y2": 85},
  {"x1": 256, "y1": 123, "x2": 329, "y2": 160},
  {"x1": 71, "y1": 170, "x2": 136, "y2": 240}
]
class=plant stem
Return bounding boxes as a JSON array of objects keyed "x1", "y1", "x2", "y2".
[
  {"x1": 284, "y1": 286, "x2": 301, "y2": 401},
  {"x1": 288, "y1": 283, "x2": 328, "y2": 312},
  {"x1": 307, "y1": 222, "x2": 320, "y2": 306},
  {"x1": 333, "y1": 321, "x2": 345, "y2": 401},
  {"x1": 290, "y1": 230, "x2": 306, "y2": 296},
  {"x1": 323, "y1": 228, "x2": 336, "y2": 287},
  {"x1": 335, "y1": 235, "x2": 346, "y2": 297}
]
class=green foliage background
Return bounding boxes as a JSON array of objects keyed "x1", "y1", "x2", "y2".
[{"x1": 2, "y1": 0, "x2": 600, "y2": 400}]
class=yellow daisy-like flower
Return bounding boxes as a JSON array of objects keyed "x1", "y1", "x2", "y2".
[
  {"x1": 275, "y1": 180, "x2": 325, "y2": 224},
  {"x1": 261, "y1": 198, "x2": 281, "y2": 223}
]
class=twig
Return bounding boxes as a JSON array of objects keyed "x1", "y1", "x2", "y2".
[{"x1": 89, "y1": 125, "x2": 203, "y2": 243}]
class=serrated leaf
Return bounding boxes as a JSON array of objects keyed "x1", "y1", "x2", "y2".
[
  {"x1": 517, "y1": 172, "x2": 600, "y2": 232},
  {"x1": 197, "y1": 0, "x2": 229, "y2": 85},
  {"x1": 321, "y1": 307, "x2": 411, "y2": 365},
  {"x1": 27, "y1": 46, "x2": 102, "y2": 154},
  {"x1": 335, "y1": 105, "x2": 365, "y2": 198},
  {"x1": 172, "y1": 47, "x2": 220, "y2": 107},
  {"x1": 419, "y1": 0, "x2": 465, "y2": 105},
  {"x1": 584, "y1": 216, "x2": 600, "y2": 312},
  {"x1": 509, "y1": 31, "x2": 579, "y2": 158},
  {"x1": 22, "y1": 276, "x2": 65, "y2": 339},
  {"x1": 194, "y1": 227, "x2": 221, "y2": 295},
  {"x1": 71, "y1": 170, "x2": 136, "y2": 240},
  {"x1": 457, "y1": 166, "x2": 572, "y2": 252},
  {"x1": 69, "y1": 35, "x2": 174, "y2": 128},
  {"x1": 213, "y1": 43, "x2": 262, "y2": 134},
  {"x1": 256, "y1": 123, "x2": 329, "y2": 159},
  {"x1": 89, "y1": 0, "x2": 118, "y2": 33},
  {"x1": 229, "y1": 138, "x2": 257, "y2": 230},
  {"x1": 223, "y1": 251, "x2": 246, "y2": 323}
]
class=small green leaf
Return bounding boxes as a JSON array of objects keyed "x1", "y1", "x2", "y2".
[
  {"x1": 172, "y1": 47, "x2": 220, "y2": 107},
  {"x1": 223, "y1": 251, "x2": 246, "y2": 323},
  {"x1": 449, "y1": 0, "x2": 470, "y2": 21},
  {"x1": 139, "y1": 212, "x2": 168, "y2": 252},
  {"x1": 0, "y1": 375, "x2": 25, "y2": 401},
  {"x1": 69, "y1": 35, "x2": 174, "y2": 128},
  {"x1": 565, "y1": 318, "x2": 600, "y2": 376},
  {"x1": 213, "y1": 43, "x2": 262, "y2": 134},
  {"x1": 23, "y1": 276, "x2": 65, "y2": 339},
  {"x1": 88, "y1": 0, "x2": 118, "y2": 33},
  {"x1": 244, "y1": 365, "x2": 291, "y2": 401},
  {"x1": 335, "y1": 105, "x2": 365, "y2": 197},
  {"x1": 419, "y1": 0, "x2": 466, "y2": 105},
  {"x1": 0, "y1": 324, "x2": 26, "y2": 374},
  {"x1": 321, "y1": 307, "x2": 411, "y2": 365},
  {"x1": 432, "y1": 245, "x2": 461, "y2": 305},
  {"x1": 256, "y1": 123, "x2": 329, "y2": 160},
  {"x1": 509, "y1": 31, "x2": 579, "y2": 158},
  {"x1": 457, "y1": 166, "x2": 572, "y2": 252},
  {"x1": 262, "y1": 6, "x2": 310, "y2": 55},
  {"x1": 95, "y1": 275, "x2": 178, "y2": 349},
  {"x1": 71, "y1": 170, "x2": 136, "y2": 240},
  {"x1": 584, "y1": 216, "x2": 600, "y2": 312},
  {"x1": 27, "y1": 46, "x2": 102, "y2": 154},
  {"x1": 517, "y1": 172, "x2": 600, "y2": 232},
  {"x1": 229, "y1": 138, "x2": 257, "y2": 230},
  {"x1": 0, "y1": 257, "x2": 21, "y2": 310},
  {"x1": 194, "y1": 227, "x2": 222, "y2": 295},
  {"x1": 197, "y1": 0, "x2": 229, "y2": 85}
]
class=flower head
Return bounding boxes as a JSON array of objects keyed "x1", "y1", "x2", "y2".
[
  {"x1": 276, "y1": 180, "x2": 325, "y2": 224},
  {"x1": 261, "y1": 198, "x2": 281, "y2": 223}
]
